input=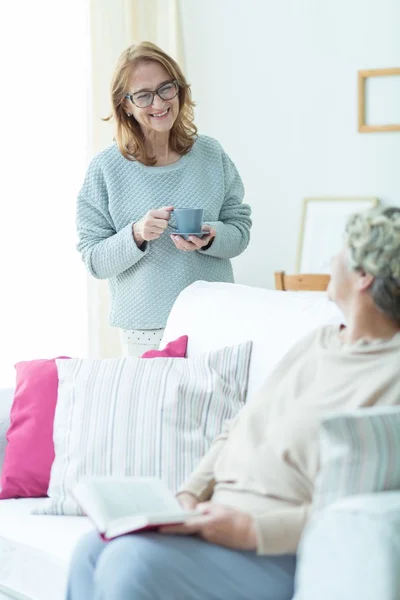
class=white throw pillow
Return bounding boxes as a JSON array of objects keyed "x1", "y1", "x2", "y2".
[
  {"x1": 313, "y1": 405, "x2": 400, "y2": 511},
  {"x1": 295, "y1": 492, "x2": 400, "y2": 600},
  {"x1": 34, "y1": 342, "x2": 252, "y2": 516}
]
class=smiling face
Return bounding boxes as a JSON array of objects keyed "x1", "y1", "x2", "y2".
[{"x1": 126, "y1": 60, "x2": 180, "y2": 136}]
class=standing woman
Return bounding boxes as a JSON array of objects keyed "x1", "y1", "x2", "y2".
[{"x1": 76, "y1": 42, "x2": 252, "y2": 356}]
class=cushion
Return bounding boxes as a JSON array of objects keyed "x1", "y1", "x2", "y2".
[
  {"x1": 161, "y1": 281, "x2": 343, "y2": 402},
  {"x1": 0, "y1": 336, "x2": 188, "y2": 500},
  {"x1": 0, "y1": 357, "x2": 69, "y2": 499},
  {"x1": 35, "y1": 341, "x2": 252, "y2": 515},
  {"x1": 295, "y1": 491, "x2": 400, "y2": 600},
  {"x1": 313, "y1": 406, "x2": 400, "y2": 511}
]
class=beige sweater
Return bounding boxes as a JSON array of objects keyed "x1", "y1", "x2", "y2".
[{"x1": 180, "y1": 325, "x2": 400, "y2": 555}]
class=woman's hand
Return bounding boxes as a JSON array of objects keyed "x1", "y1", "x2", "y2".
[
  {"x1": 171, "y1": 225, "x2": 216, "y2": 252},
  {"x1": 133, "y1": 206, "x2": 174, "y2": 247},
  {"x1": 160, "y1": 503, "x2": 257, "y2": 551},
  {"x1": 177, "y1": 492, "x2": 198, "y2": 511}
]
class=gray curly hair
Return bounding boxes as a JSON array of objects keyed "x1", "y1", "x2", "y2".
[{"x1": 345, "y1": 206, "x2": 400, "y2": 325}]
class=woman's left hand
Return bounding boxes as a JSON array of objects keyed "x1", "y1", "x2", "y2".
[
  {"x1": 171, "y1": 225, "x2": 216, "y2": 252},
  {"x1": 159, "y1": 503, "x2": 257, "y2": 551}
]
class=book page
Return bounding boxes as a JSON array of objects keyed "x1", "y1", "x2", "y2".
[
  {"x1": 106, "y1": 509, "x2": 201, "y2": 540},
  {"x1": 81, "y1": 477, "x2": 182, "y2": 523},
  {"x1": 73, "y1": 481, "x2": 108, "y2": 532}
]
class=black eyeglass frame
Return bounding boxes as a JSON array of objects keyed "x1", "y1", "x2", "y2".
[{"x1": 125, "y1": 80, "x2": 179, "y2": 108}]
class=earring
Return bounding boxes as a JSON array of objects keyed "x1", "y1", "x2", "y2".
[{"x1": 127, "y1": 112, "x2": 132, "y2": 117}]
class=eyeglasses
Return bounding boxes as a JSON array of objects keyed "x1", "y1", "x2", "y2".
[{"x1": 125, "y1": 80, "x2": 179, "y2": 109}]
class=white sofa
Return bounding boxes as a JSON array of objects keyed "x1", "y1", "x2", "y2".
[{"x1": 0, "y1": 281, "x2": 399, "y2": 600}]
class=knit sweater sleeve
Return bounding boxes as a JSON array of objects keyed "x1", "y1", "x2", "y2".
[
  {"x1": 76, "y1": 157, "x2": 149, "y2": 279},
  {"x1": 200, "y1": 152, "x2": 252, "y2": 259}
]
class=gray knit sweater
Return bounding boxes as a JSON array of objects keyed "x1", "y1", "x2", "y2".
[{"x1": 76, "y1": 135, "x2": 252, "y2": 329}]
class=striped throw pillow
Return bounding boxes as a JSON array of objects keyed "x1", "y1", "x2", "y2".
[
  {"x1": 313, "y1": 405, "x2": 400, "y2": 511},
  {"x1": 34, "y1": 342, "x2": 252, "y2": 515}
]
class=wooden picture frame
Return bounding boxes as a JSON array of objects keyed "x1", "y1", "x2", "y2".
[
  {"x1": 297, "y1": 197, "x2": 379, "y2": 273},
  {"x1": 358, "y1": 67, "x2": 400, "y2": 133}
]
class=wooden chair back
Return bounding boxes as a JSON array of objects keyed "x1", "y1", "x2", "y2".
[{"x1": 274, "y1": 271, "x2": 330, "y2": 292}]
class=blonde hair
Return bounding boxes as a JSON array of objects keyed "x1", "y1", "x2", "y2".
[
  {"x1": 105, "y1": 42, "x2": 197, "y2": 165},
  {"x1": 346, "y1": 206, "x2": 400, "y2": 324}
]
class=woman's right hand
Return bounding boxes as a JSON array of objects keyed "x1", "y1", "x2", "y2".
[
  {"x1": 132, "y1": 206, "x2": 174, "y2": 247},
  {"x1": 177, "y1": 492, "x2": 198, "y2": 510}
]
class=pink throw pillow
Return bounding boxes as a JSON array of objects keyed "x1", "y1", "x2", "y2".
[
  {"x1": 141, "y1": 335, "x2": 188, "y2": 358},
  {"x1": 0, "y1": 357, "x2": 69, "y2": 499},
  {"x1": 0, "y1": 336, "x2": 188, "y2": 499}
]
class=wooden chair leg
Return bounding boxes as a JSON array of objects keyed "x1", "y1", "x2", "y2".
[{"x1": 274, "y1": 271, "x2": 285, "y2": 291}]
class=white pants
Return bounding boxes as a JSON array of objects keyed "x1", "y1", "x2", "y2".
[{"x1": 119, "y1": 329, "x2": 164, "y2": 357}]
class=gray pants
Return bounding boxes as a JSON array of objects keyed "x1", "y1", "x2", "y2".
[{"x1": 66, "y1": 531, "x2": 296, "y2": 600}]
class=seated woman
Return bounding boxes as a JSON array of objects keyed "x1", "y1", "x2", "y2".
[{"x1": 66, "y1": 206, "x2": 400, "y2": 600}]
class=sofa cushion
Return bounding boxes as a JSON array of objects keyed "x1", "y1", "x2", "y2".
[
  {"x1": 0, "y1": 337, "x2": 188, "y2": 500},
  {"x1": 313, "y1": 406, "x2": 400, "y2": 511},
  {"x1": 0, "y1": 358, "x2": 70, "y2": 499},
  {"x1": 0, "y1": 497, "x2": 92, "y2": 600},
  {"x1": 162, "y1": 282, "x2": 343, "y2": 402},
  {"x1": 35, "y1": 341, "x2": 252, "y2": 515}
]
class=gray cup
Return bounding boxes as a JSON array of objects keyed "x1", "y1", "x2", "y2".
[{"x1": 173, "y1": 208, "x2": 204, "y2": 233}]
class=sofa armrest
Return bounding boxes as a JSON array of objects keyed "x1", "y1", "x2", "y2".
[{"x1": 294, "y1": 492, "x2": 400, "y2": 600}]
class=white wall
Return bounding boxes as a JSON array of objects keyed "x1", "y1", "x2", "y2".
[{"x1": 179, "y1": 0, "x2": 400, "y2": 289}]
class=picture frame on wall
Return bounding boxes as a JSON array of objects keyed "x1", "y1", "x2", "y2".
[
  {"x1": 297, "y1": 197, "x2": 379, "y2": 273},
  {"x1": 358, "y1": 67, "x2": 400, "y2": 133}
]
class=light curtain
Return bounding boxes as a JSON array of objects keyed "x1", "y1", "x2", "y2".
[{"x1": 88, "y1": 0, "x2": 185, "y2": 357}]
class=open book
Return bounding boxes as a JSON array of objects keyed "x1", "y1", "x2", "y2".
[{"x1": 73, "y1": 476, "x2": 200, "y2": 540}]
